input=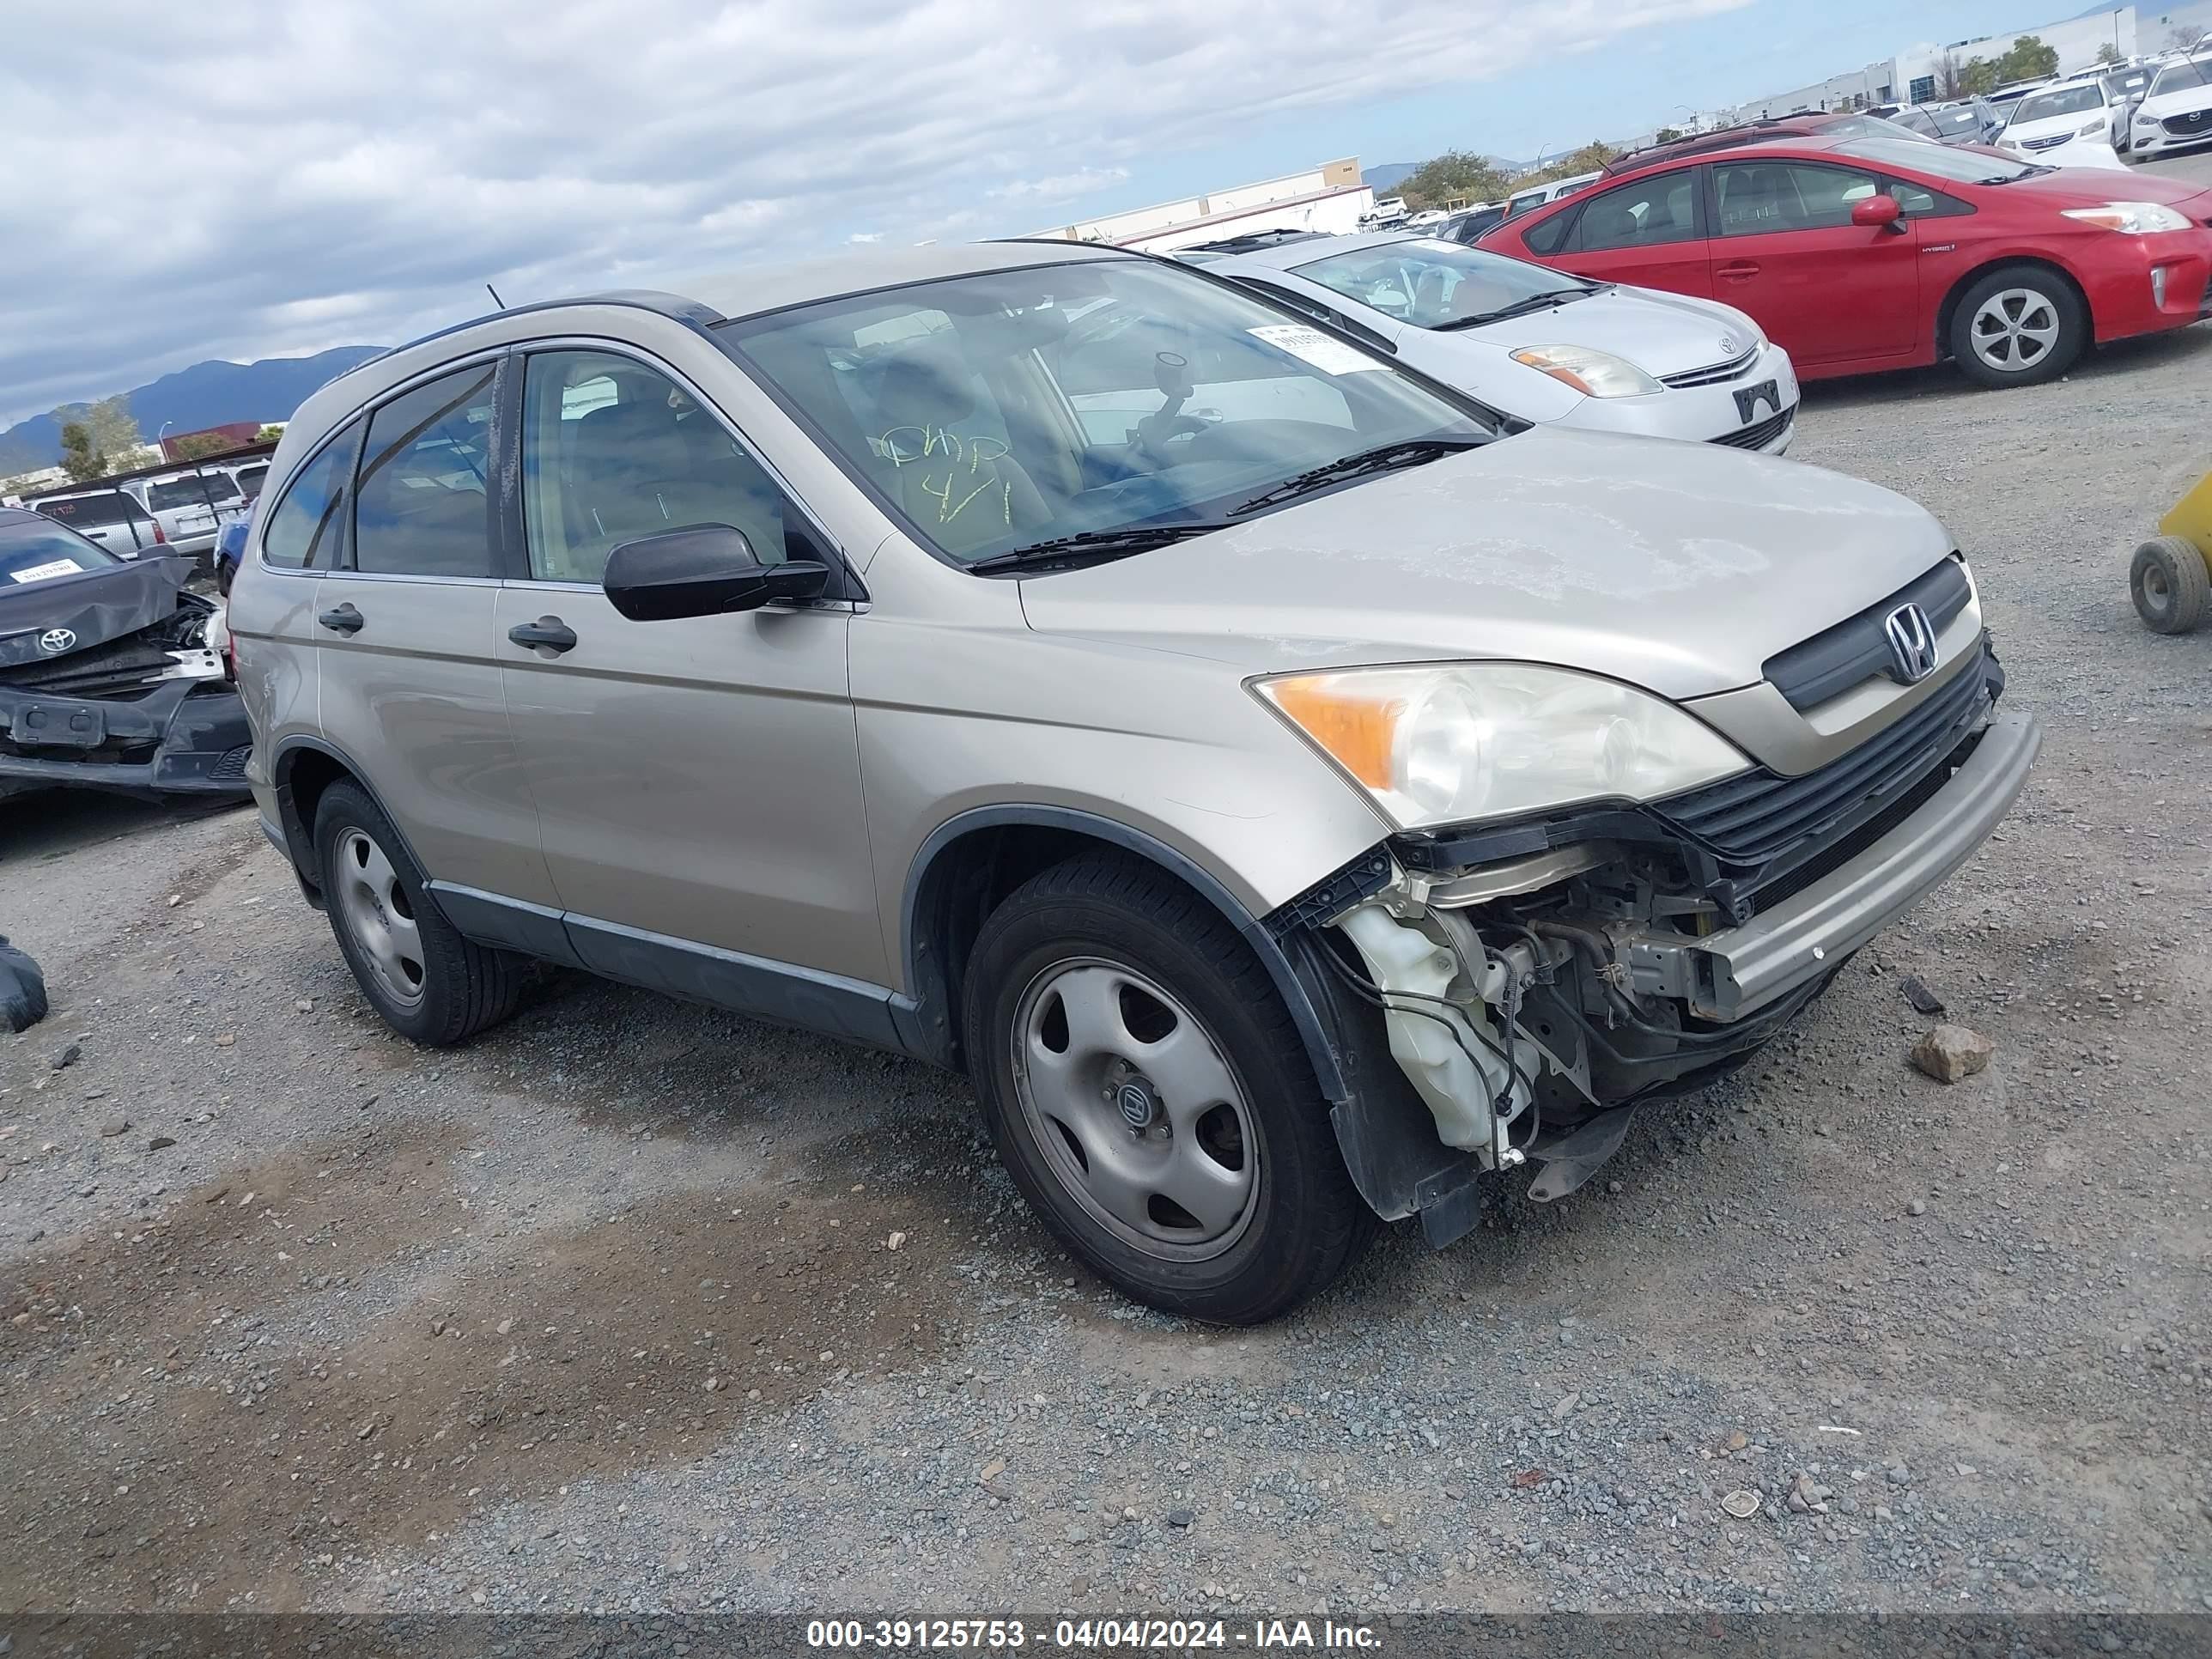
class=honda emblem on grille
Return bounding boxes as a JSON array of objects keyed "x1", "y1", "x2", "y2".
[
  {"x1": 1883, "y1": 604, "x2": 1936, "y2": 684},
  {"x1": 37, "y1": 628, "x2": 76, "y2": 654}
]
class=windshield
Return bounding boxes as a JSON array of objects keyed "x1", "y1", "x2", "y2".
[
  {"x1": 1935, "y1": 105, "x2": 1986, "y2": 134},
  {"x1": 719, "y1": 258, "x2": 1494, "y2": 567},
  {"x1": 148, "y1": 477, "x2": 240, "y2": 510},
  {"x1": 36, "y1": 492, "x2": 150, "y2": 527},
  {"x1": 2151, "y1": 55, "x2": 2211, "y2": 96},
  {"x1": 2009, "y1": 83, "x2": 2105, "y2": 124},
  {"x1": 0, "y1": 516, "x2": 118, "y2": 581},
  {"x1": 1291, "y1": 238, "x2": 1589, "y2": 329},
  {"x1": 1834, "y1": 136, "x2": 2041, "y2": 182}
]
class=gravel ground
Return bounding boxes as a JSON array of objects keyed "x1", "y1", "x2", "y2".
[{"x1": 4, "y1": 164, "x2": 2210, "y2": 1620}]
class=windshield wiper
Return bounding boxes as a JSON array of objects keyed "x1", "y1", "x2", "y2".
[
  {"x1": 1978, "y1": 163, "x2": 2057, "y2": 183},
  {"x1": 1432, "y1": 289, "x2": 1595, "y2": 331},
  {"x1": 966, "y1": 522, "x2": 1228, "y2": 574},
  {"x1": 1227, "y1": 436, "x2": 1486, "y2": 517}
]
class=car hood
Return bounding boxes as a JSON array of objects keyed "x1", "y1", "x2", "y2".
[
  {"x1": 1017, "y1": 427, "x2": 1955, "y2": 702},
  {"x1": 2141, "y1": 84, "x2": 2212, "y2": 117},
  {"x1": 0, "y1": 556, "x2": 203, "y2": 672},
  {"x1": 2003, "y1": 109, "x2": 2108, "y2": 142},
  {"x1": 1445, "y1": 286, "x2": 1760, "y2": 380}
]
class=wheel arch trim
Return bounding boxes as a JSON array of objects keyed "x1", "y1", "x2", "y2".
[
  {"x1": 267, "y1": 733, "x2": 446, "y2": 919},
  {"x1": 899, "y1": 804, "x2": 1351, "y2": 1101}
]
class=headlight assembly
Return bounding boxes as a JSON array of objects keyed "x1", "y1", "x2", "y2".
[
  {"x1": 1508, "y1": 344, "x2": 1662, "y2": 398},
  {"x1": 1254, "y1": 662, "x2": 1750, "y2": 831},
  {"x1": 2061, "y1": 202, "x2": 2191, "y2": 234}
]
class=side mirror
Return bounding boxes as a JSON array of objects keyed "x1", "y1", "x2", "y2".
[
  {"x1": 1851, "y1": 194, "x2": 1905, "y2": 231},
  {"x1": 602, "y1": 525, "x2": 829, "y2": 622}
]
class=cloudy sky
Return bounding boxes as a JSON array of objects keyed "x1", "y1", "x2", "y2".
[{"x1": 2, "y1": 0, "x2": 2043, "y2": 427}]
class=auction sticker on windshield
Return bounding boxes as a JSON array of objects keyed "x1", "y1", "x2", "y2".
[
  {"x1": 8, "y1": 559, "x2": 83, "y2": 584},
  {"x1": 1247, "y1": 325, "x2": 1385, "y2": 375}
]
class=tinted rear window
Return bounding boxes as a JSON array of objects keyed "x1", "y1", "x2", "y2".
[
  {"x1": 37, "y1": 492, "x2": 150, "y2": 527},
  {"x1": 0, "y1": 517, "x2": 118, "y2": 581},
  {"x1": 148, "y1": 477, "x2": 240, "y2": 511}
]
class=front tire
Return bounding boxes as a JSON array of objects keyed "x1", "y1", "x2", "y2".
[
  {"x1": 962, "y1": 853, "x2": 1373, "y2": 1324},
  {"x1": 2131, "y1": 535, "x2": 2210, "y2": 634},
  {"x1": 313, "y1": 781, "x2": 526, "y2": 1045},
  {"x1": 1950, "y1": 267, "x2": 2086, "y2": 388}
]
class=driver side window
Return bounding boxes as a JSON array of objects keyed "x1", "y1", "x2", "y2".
[{"x1": 518, "y1": 350, "x2": 802, "y2": 584}]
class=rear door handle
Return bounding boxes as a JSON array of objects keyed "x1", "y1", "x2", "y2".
[
  {"x1": 1717, "y1": 261, "x2": 1761, "y2": 281},
  {"x1": 507, "y1": 617, "x2": 578, "y2": 654},
  {"x1": 317, "y1": 604, "x2": 364, "y2": 635}
]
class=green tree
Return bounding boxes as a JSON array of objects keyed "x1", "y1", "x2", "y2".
[
  {"x1": 1395, "y1": 149, "x2": 1510, "y2": 210},
  {"x1": 1522, "y1": 141, "x2": 1620, "y2": 187},
  {"x1": 51, "y1": 395, "x2": 142, "y2": 472},
  {"x1": 252, "y1": 425, "x2": 285, "y2": 444},
  {"x1": 2095, "y1": 43, "x2": 2122, "y2": 66},
  {"x1": 1655, "y1": 127, "x2": 1685, "y2": 144},
  {"x1": 170, "y1": 431, "x2": 241, "y2": 461},
  {"x1": 1995, "y1": 34, "x2": 2059, "y2": 83},
  {"x1": 58, "y1": 422, "x2": 104, "y2": 483},
  {"x1": 1957, "y1": 57, "x2": 2000, "y2": 96}
]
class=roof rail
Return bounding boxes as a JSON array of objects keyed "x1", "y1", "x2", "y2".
[{"x1": 1600, "y1": 118, "x2": 1824, "y2": 175}]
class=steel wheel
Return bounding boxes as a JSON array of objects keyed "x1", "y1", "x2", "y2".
[
  {"x1": 1010, "y1": 957, "x2": 1260, "y2": 1261},
  {"x1": 333, "y1": 826, "x2": 425, "y2": 1009},
  {"x1": 1968, "y1": 288, "x2": 2062, "y2": 375}
]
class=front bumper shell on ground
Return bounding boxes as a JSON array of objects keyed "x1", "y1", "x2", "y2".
[{"x1": 0, "y1": 678, "x2": 253, "y2": 800}]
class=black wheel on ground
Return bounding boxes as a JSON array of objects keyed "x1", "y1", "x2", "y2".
[
  {"x1": 2130, "y1": 535, "x2": 2211, "y2": 634},
  {"x1": 1948, "y1": 266, "x2": 2087, "y2": 388},
  {"x1": 961, "y1": 850, "x2": 1376, "y2": 1325},
  {"x1": 313, "y1": 780, "x2": 526, "y2": 1045}
]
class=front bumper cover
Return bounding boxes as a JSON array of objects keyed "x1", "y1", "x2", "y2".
[
  {"x1": 0, "y1": 678, "x2": 253, "y2": 800},
  {"x1": 1634, "y1": 711, "x2": 2040, "y2": 1021}
]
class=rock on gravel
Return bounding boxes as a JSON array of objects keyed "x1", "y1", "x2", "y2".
[{"x1": 1911, "y1": 1024, "x2": 1995, "y2": 1083}]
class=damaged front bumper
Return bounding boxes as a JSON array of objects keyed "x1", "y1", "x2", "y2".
[
  {"x1": 1627, "y1": 712, "x2": 2039, "y2": 1021},
  {"x1": 1279, "y1": 691, "x2": 2041, "y2": 1243}
]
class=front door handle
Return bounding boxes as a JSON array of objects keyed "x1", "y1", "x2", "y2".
[
  {"x1": 317, "y1": 603, "x2": 364, "y2": 635},
  {"x1": 1717, "y1": 260, "x2": 1762, "y2": 281},
  {"x1": 507, "y1": 617, "x2": 578, "y2": 654}
]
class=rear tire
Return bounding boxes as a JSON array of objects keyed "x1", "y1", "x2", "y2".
[
  {"x1": 1949, "y1": 267, "x2": 2086, "y2": 388},
  {"x1": 313, "y1": 781, "x2": 526, "y2": 1045},
  {"x1": 962, "y1": 852, "x2": 1374, "y2": 1324},
  {"x1": 2131, "y1": 535, "x2": 2211, "y2": 635}
]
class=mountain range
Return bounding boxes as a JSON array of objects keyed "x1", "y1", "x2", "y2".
[{"x1": 0, "y1": 346, "x2": 386, "y2": 475}]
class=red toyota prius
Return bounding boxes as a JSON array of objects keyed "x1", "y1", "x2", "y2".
[{"x1": 1480, "y1": 131, "x2": 2212, "y2": 388}]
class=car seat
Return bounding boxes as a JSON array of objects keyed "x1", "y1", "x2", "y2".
[{"x1": 869, "y1": 345, "x2": 1051, "y2": 556}]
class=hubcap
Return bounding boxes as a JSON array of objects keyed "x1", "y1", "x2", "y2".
[
  {"x1": 1969, "y1": 288, "x2": 2061, "y2": 374},
  {"x1": 1010, "y1": 958, "x2": 1259, "y2": 1261},
  {"x1": 334, "y1": 827, "x2": 425, "y2": 1008}
]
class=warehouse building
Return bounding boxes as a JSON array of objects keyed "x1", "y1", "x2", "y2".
[{"x1": 1029, "y1": 159, "x2": 1373, "y2": 254}]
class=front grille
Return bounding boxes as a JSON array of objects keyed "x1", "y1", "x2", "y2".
[
  {"x1": 210, "y1": 744, "x2": 253, "y2": 782},
  {"x1": 1661, "y1": 346, "x2": 1760, "y2": 389},
  {"x1": 1655, "y1": 643, "x2": 1990, "y2": 867},
  {"x1": 1711, "y1": 407, "x2": 1794, "y2": 451},
  {"x1": 1763, "y1": 558, "x2": 1973, "y2": 711},
  {"x1": 2165, "y1": 110, "x2": 2212, "y2": 135},
  {"x1": 0, "y1": 635, "x2": 172, "y2": 701},
  {"x1": 1744, "y1": 754, "x2": 1955, "y2": 910},
  {"x1": 2021, "y1": 132, "x2": 2071, "y2": 151}
]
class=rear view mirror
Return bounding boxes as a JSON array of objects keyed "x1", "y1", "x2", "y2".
[
  {"x1": 1851, "y1": 194, "x2": 1905, "y2": 231},
  {"x1": 602, "y1": 525, "x2": 828, "y2": 622}
]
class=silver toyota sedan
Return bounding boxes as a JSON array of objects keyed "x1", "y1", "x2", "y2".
[{"x1": 1195, "y1": 230, "x2": 1800, "y2": 453}]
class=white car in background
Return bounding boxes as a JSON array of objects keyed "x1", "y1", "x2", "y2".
[
  {"x1": 1996, "y1": 79, "x2": 2127, "y2": 168},
  {"x1": 2128, "y1": 51, "x2": 2212, "y2": 161},
  {"x1": 1198, "y1": 231, "x2": 1800, "y2": 453},
  {"x1": 127, "y1": 471, "x2": 246, "y2": 560},
  {"x1": 1503, "y1": 170, "x2": 1601, "y2": 221}
]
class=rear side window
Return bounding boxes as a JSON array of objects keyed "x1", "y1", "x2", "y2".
[
  {"x1": 261, "y1": 422, "x2": 362, "y2": 569},
  {"x1": 351, "y1": 364, "x2": 499, "y2": 578},
  {"x1": 1570, "y1": 173, "x2": 1702, "y2": 252},
  {"x1": 1714, "y1": 161, "x2": 1884, "y2": 235},
  {"x1": 38, "y1": 492, "x2": 149, "y2": 528}
]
